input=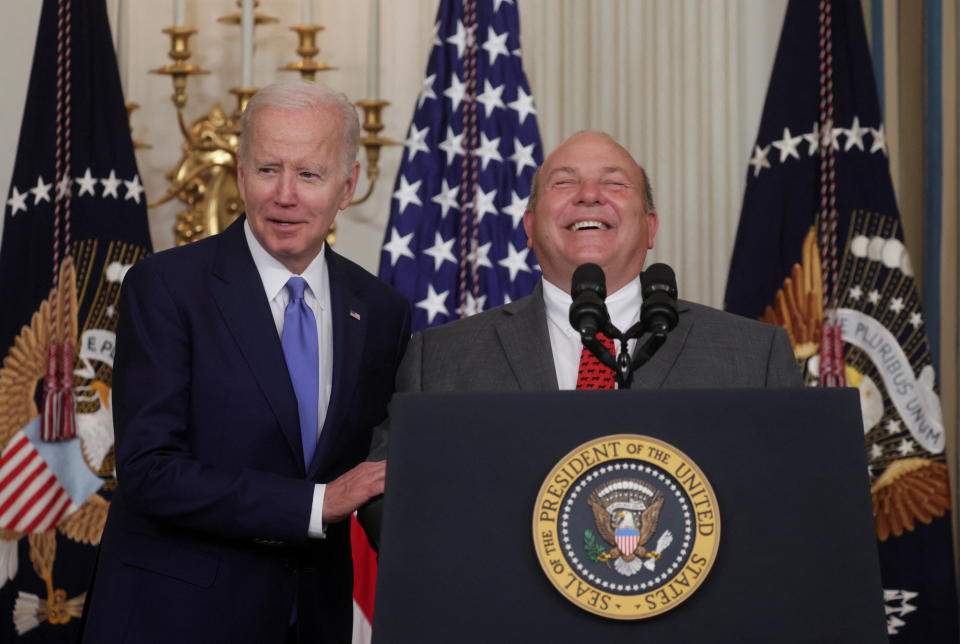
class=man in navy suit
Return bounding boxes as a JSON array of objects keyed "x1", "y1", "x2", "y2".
[{"x1": 82, "y1": 81, "x2": 410, "y2": 643}]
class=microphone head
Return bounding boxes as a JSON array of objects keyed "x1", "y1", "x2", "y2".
[
  {"x1": 571, "y1": 263, "x2": 606, "y2": 299},
  {"x1": 569, "y1": 263, "x2": 608, "y2": 338},
  {"x1": 641, "y1": 263, "x2": 679, "y2": 333},
  {"x1": 641, "y1": 263, "x2": 678, "y2": 300}
]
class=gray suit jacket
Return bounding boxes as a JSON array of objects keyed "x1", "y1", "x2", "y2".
[
  {"x1": 394, "y1": 283, "x2": 799, "y2": 393},
  {"x1": 368, "y1": 283, "x2": 799, "y2": 455}
]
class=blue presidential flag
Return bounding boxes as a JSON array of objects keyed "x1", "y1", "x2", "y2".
[
  {"x1": 0, "y1": 0, "x2": 151, "y2": 640},
  {"x1": 725, "y1": 1, "x2": 957, "y2": 640},
  {"x1": 378, "y1": 0, "x2": 543, "y2": 332}
]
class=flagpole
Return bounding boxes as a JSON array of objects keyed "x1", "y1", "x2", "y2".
[{"x1": 117, "y1": 0, "x2": 127, "y2": 95}]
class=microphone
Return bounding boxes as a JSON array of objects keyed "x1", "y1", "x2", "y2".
[
  {"x1": 640, "y1": 263, "x2": 679, "y2": 334},
  {"x1": 569, "y1": 263, "x2": 608, "y2": 340}
]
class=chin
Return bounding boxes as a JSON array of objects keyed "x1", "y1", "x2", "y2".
[
  {"x1": 568, "y1": 251, "x2": 612, "y2": 268},
  {"x1": 264, "y1": 241, "x2": 299, "y2": 257}
]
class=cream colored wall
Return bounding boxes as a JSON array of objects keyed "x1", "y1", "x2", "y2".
[
  {"x1": 0, "y1": 2, "x2": 44, "y2": 248},
  {"x1": 520, "y1": 0, "x2": 787, "y2": 305},
  {"x1": 1, "y1": 0, "x2": 787, "y2": 309}
]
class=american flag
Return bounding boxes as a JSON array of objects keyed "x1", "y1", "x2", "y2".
[{"x1": 378, "y1": 0, "x2": 543, "y2": 332}]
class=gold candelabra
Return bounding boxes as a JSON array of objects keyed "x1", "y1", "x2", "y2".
[
  {"x1": 280, "y1": 25, "x2": 336, "y2": 80},
  {"x1": 147, "y1": 4, "x2": 396, "y2": 247},
  {"x1": 124, "y1": 103, "x2": 151, "y2": 150}
]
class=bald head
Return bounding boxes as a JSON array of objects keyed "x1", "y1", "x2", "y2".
[
  {"x1": 527, "y1": 132, "x2": 655, "y2": 215},
  {"x1": 521, "y1": 131, "x2": 659, "y2": 293}
]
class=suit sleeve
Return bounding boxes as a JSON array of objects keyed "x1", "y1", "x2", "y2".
[
  {"x1": 366, "y1": 329, "x2": 423, "y2": 462},
  {"x1": 113, "y1": 261, "x2": 315, "y2": 544},
  {"x1": 357, "y1": 315, "x2": 417, "y2": 549},
  {"x1": 764, "y1": 326, "x2": 803, "y2": 387}
]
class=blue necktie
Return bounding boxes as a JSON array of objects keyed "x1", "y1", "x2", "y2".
[{"x1": 281, "y1": 277, "x2": 319, "y2": 468}]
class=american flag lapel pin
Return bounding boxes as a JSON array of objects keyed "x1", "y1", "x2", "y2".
[{"x1": 350, "y1": 310, "x2": 361, "y2": 320}]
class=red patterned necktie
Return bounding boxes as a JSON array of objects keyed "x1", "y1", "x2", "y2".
[{"x1": 576, "y1": 333, "x2": 617, "y2": 390}]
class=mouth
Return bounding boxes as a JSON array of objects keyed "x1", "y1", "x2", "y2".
[
  {"x1": 268, "y1": 217, "x2": 303, "y2": 227},
  {"x1": 568, "y1": 220, "x2": 610, "y2": 231}
]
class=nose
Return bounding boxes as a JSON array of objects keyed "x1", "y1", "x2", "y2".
[
  {"x1": 273, "y1": 170, "x2": 297, "y2": 208},
  {"x1": 574, "y1": 178, "x2": 602, "y2": 205}
]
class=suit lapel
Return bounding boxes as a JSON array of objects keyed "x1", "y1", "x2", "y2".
[
  {"x1": 494, "y1": 285, "x2": 559, "y2": 390},
  {"x1": 630, "y1": 300, "x2": 693, "y2": 390},
  {"x1": 209, "y1": 219, "x2": 304, "y2": 468},
  {"x1": 309, "y1": 249, "x2": 367, "y2": 479}
]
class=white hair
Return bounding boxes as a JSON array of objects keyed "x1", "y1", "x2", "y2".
[{"x1": 237, "y1": 81, "x2": 360, "y2": 177}]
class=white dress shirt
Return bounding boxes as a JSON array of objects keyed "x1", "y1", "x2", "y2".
[
  {"x1": 542, "y1": 276, "x2": 642, "y2": 390},
  {"x1": 244, "y1": 221, "x2": 331, "y2": 538}
]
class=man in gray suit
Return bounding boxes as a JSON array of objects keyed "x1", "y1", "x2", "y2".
[
  {"x1": 362, "y1": 131, "x2": 799, "y2": 544},
  {"x1": 376, "y1": 131, "x2": 800, "y2": 400}
]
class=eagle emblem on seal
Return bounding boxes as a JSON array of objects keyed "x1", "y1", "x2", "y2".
[{"x1": 584, "y1": 478, "x2": 673, "y2": 576}]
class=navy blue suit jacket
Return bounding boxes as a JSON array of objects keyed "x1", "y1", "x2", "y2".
[{"x1": 81, "y1": 218, "x2": 410, "y2": 643}]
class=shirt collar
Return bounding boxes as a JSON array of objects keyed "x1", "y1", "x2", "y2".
[
  {"x1": 542, "y1": 274, "x2": 642, "y2": 338},
  {"x1": 605, "y1": 276, "x2": 642, "y2": 332},
  {"x1": 244, "y1": 219, "x2": 328, "y2": 307}
]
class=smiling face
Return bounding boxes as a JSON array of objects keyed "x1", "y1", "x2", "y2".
[
  {"x1": 523, "y1": 132, "x2": 658, "y2": 294},
  {"x1": 237, "y1": 105, "x2": 360, "y2": 274}
]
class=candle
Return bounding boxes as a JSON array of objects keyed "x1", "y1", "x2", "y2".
[
  {"x1": 302, "y1": 0, "x2": 313, "y2": 26},
  {"x1": 366, "y1": 0, "x2": 380, "y2": 98},
  {"x1": 173, "y1": 0, "x2": 185, "y2": 27},
  {"x1": 241, "y1": 0, "x2": 254, "y2": 87},
  {"x1": 117, "y1": 0, "x2": 127, "y2": 95}
]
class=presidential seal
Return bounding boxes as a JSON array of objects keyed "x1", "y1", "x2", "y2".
[{"x1": 532, "y1": 435, "x2": 720, "y2": 620}]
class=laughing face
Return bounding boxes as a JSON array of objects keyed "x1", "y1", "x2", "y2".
[
  {"x1": 237, "y1": 105, "x2": 360, "y2": 274},
  {"x1": 523, "y1": 132, "x2": 658, "y2": 294}
]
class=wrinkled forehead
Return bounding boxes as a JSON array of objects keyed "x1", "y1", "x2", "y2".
[{"x1": 248, "y1": 105, "x2": 342, "y2": 141}]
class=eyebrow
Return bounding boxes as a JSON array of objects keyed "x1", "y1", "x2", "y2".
[
  {"x1": 253, "y1": 160, "x2": 328, "y2": 176},
  {"x1": 599, "y1": 167, "x2": 630, "y2": 178},
  {"x1": 546, "y1": 166, "x2": 576, "y2": 179},
  {"x1": 546, "y1": 166, "x2": 632, "y2": 179},
  {"x1": 298, "y1": 164, "x2": 327, "y2": 176}
]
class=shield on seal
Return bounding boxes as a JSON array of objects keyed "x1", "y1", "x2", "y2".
[{"x1": 615, "y1": 527, "x2": 640, "y2": 556}]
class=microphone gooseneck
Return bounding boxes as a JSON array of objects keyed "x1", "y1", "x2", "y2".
[
  {"x1": 567, "y1": 262, "x2": 681, "y2": 389},
  {"x1": 569, "y1": 263, "x2": 608, "y2": 340}
]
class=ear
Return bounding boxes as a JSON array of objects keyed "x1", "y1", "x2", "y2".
[
  {"x1": 338, "y1": 160, "x2": 362, "y2": 210},
  {"x1": 236, "y1": 159, "x2": 247, "y2": 205},
  {"x1": 523, "y1": 209, "x2": 534, "y2": 249},
  {"x1": 645, "y1": 210, "x2": 659, "y2": 249}
]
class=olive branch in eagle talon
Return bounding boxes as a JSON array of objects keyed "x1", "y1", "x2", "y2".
[{"x1": 583, "y1": 529, "x2": 613, "y2": 564}]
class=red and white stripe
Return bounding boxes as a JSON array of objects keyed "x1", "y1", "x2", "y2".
[
  {"x1": 0, "y1": 432, "x2": 75, "y2": 533},
  {"x1": 616, "y1": 532, "x2": 639, "y2": 556},
  {"x1": 351, "y1": 514, "x2": 377, "y2": 644}
]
